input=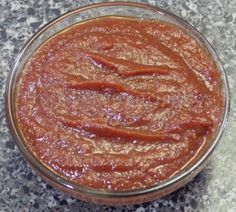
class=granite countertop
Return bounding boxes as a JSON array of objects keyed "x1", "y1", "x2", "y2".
[{"x1": 0, "y1": 0, "x2": 235, "y2": 211}]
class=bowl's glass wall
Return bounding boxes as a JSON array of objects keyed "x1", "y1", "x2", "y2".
[{"x1": 6, "y1": 2, "x2": 229, "y2": 204}]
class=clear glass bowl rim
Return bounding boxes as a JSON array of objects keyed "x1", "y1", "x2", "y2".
[{"x1": 5, "y1": 1, "x2": 230, "y2": 199}]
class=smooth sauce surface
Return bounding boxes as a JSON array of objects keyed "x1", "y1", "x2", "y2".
[{"x1": 16, "y1": 17, "x2": 223, "y2": 190}]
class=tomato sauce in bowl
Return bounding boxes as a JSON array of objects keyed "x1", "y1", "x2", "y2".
[{"x1": 16, "y1": 16, "x2": 223, "y2": 191}]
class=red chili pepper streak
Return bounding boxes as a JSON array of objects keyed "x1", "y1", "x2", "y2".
[{"x1": 16, "y1": 17, "x2": 223, "y2": 190}]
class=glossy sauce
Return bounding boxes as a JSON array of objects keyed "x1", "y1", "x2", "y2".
[{"x1": 16, "y1": 17, "x2": 223, "y2": 190}]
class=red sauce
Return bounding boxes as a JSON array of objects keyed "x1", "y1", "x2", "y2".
[{"x1": 16, "y1": 17, "x2": 223, "y2": 190}]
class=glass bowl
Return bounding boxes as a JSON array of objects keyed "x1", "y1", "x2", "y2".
[{"x1": 5, "y1": 2, "x2": 230, "y2": 205}]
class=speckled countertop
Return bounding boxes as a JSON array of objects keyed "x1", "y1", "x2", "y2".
[{"x1": 0, "y1": 0, "x2": 235, "y2": 211}]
